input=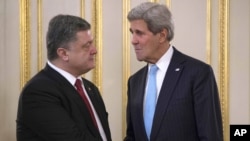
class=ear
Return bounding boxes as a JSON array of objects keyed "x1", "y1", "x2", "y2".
[
  {"x1": 159, "y1": 28, "x2": 167, "y2": 43},
  {"x1": 57, "y1": 47, "x2": 69, "y2": 61}
]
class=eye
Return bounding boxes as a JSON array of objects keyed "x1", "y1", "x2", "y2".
[
  {"x1": 135, "y1": 30, "x2": 143, "y2": 36},
  {"x1": 130, "y1": 29, "x2": 144, "y2": 36},
  {"x1": 129, "y1": 29, "x2": 134, "y2": 34},
  {"x1": 83, "y1": 41, "x2": 93, "y2": 48}
]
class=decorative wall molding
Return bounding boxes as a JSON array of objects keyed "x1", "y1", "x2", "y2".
[
  {"x1": 219, "y1": 0, "x2": 229, "y2": 140},
  {"x1": 37, "y1": 0, "x2": 43, "y2": 71},
  {"x1": 80, "y1": 0, "x2": 85, "y2": 18},
  {"x1": 206, "y1": 0, "x2": 211, "y2": 64},
  {"x1": 20, "y1": 0, "x2": 31, "y2": 88},
  {"x1": 122, "y1": 0, "x2": 131, "y2": 138},
  {"x1": 91, "y1": 0, "x2": 103, "y2": 92},
  {"x1": 166, "y1": 0, "x2": 171, "y2": 8}
]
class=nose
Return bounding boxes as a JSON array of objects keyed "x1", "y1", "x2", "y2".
[
  {"x1": 131, "y1": 34, "x2": 138, "y2": 45},
  {"x1": 91, "y1": 45, "x2": 97, "y2": 54}
]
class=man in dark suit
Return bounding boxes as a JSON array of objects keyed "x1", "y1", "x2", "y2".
[
  {"x1": 124, "y1": 2, "x2": 223, "y2": 141},
  {"x1": 16, "y1": 14, "x2": 111, "y2": 141}
]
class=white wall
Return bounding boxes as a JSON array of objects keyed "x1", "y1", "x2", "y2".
[
  {"x1": 0, "y1": 0, "x2": 20, "y2": 140},
  {"x1": 229, "y1": 0, "x2": 250, "y2": 124},
  {"x1": 102, "y1": 0, "x2": 123, "y2": 139}
]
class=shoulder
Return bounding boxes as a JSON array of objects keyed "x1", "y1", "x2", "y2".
[
  {"x1": 166, "y1": 47, "x2": 215, "y2": 82},
  {"x1": 82, "y1": 78, "x2": 100, "y2": 93},
  {"x1": 20, "y1": 67, "x2": 70, "y2": 97},
  {"x1": 82, "y1": 78, "x2": 96, "y2": 87},
  {"x1": 127, "y1": 65, "x2": 148, "y2": 87},
  {"x1": 173, "y1": 47, "x2": 212, "y2": 70}
]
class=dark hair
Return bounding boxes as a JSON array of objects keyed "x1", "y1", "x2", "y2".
[
  {"x1": 46, "y1": 14, "x2": 91, "y2": 61},
  {"x1": 127, "y1": 2, "x2": 174, "y2": 41}
]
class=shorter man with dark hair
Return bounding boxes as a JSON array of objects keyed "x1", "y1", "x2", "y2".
[{"x1": 16, "y1": 14, "x2": 112, "y2": 141}]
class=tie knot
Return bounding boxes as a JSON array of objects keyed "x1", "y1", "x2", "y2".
[
  {"x1": 75, "y1": 79, "x2": 82, "y2": 87},
  {"x1": 149, "y1": 65, "x2": 158, "y2": 75}
]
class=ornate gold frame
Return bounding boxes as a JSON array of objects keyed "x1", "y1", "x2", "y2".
[
  {"x1": 206, "y1": 0, "x2": 211, "y2": 64},
  {"x1": 37, "y1": 0, "x2": 43, "y2": 70},
  {"x1": 150, "y1": 0, "x2": 159, "y2": 3},
  {"x1": 20, "y1": 0, "x2": 31, "y2": 88},
  {"x1": 91, "y1": 0, "x2": 103, "y2": 92},
  {"x1": 219, "y1": 0, "x2": 229, "y2": 140},
  {"x1": 122, "y1": 0, "x2": 131, "y2": 138},
  {"x1": 166, "y1": 0, "x2": 171, "y2": 8},
  {"x1": 80, "y1": 0, "x2": 85, "y2": 18}
]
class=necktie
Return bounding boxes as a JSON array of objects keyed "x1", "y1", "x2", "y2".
[
  {"x1": 75, "y1": 79, "x2": 98, "y2": 129},
  {"x1": 144, "y1": 65, "x2": 158, "y2": 140}
]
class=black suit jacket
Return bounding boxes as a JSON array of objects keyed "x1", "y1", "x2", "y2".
[
  {"x1": 17, "y1": 64, "x2": 112, "y2": 141},
  {"x1": 124, "y1": 47, "x2": 223, "y2": 141}
]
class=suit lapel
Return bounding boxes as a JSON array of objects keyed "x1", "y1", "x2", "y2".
[
  {"x1": 130, "y1": 66, "x2": 148, "y2": 140},
  {"x1": 82, "y1": 79, "x2": 104, "y2": 124},
  {"x1": 137, "y1": 67, "x2": 149, "y2": 138},
  {"x1": 151, "y1": 48, "x2": 186, "y2": 140},
  {"x1": 65, "y1": 85, "x2": 99, "y2": 134},
  {"x1": 43, "y1": 65, "x2": 99, "y2": 135},
  {"x1": 83, "y1": 78, "x2": 111, "y2": 140}
]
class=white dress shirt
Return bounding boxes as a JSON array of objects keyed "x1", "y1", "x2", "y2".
[
  {"x1": 145, "y1": 45, "x2": 174, "y2": 101},
  {"x1": 47, "y1": 61, "x2": 107, "y2": 141}
]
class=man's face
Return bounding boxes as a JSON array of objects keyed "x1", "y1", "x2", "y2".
[
  {"x1": 66, "y1": 30, "x2": 97, "y2": 76},
  {"x1": 129, "y1": 19, "x2": 162, "y2": 64}
]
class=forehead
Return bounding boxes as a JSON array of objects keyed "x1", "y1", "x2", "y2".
[
  {"x1": 130, "y1": 19, "x2": 148, "y2": 31},
  {"x1": 75, "y1": 30, "x2": 93, "y2": 40}
]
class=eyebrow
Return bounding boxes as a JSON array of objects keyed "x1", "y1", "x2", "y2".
[
  {"x1": 83, "y1": 39, "x2": 94, "y2": 47},
  {"x1": 129, "y1": 28, "x2": 140, "y2": 33}
]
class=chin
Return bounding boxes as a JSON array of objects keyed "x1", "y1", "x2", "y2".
[
  {"x1": 91, "y1": 64, "x2": 96, "y2": 68},
  {"x1": 136, "y1": 57, "x2": 145, "y2": 62},
  {"x1": 89, "y1": 65, "x2": 95, "y2": 70}
]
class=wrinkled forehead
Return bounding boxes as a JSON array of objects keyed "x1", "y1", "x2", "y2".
[{"x1": 130, "y1": 20, "x2": 148, "y2": 30}]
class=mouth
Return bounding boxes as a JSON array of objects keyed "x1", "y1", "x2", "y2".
[
  {"x1": 134, "y1": 48, "x2": 141, "y2": 53},
  {"x1": 89, "y1": 57, "x2": 95, "y2": 61},
  {"x1": 134, "y1": 46, "x2": 141, "y2": 50}
]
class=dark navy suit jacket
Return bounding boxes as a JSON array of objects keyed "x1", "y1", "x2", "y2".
[
  {"x1": 124, "y1": 47, "x2": 223, "y2": 141},
  {"x1": 17, "y1": 64, "x2": 112, "y2": 141}
]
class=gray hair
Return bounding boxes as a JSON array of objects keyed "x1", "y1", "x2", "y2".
[
  {"x1": 46, "y1": 14, "x2": 91, "y2": 61},
  {"x1": 127, "y1": 2, "x2": 174, "y2": 41}
]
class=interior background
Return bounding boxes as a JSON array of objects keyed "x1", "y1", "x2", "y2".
[{"x1": 0, "y1": 0, "x2": 249, "y2": 140}]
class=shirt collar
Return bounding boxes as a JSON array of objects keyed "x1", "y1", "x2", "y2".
[
  {"x1": 148, "y1": 45, "x2": 174, "y2": 71},
  {"x1": 47, "y1": 61, "x2": 79, "y2": 86}
]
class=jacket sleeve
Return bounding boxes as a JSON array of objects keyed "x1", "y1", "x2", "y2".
[
  {"x1": 123, "y1": 77, "x2": 135, "y2": 141},
  {"x1": 193, "y1": 65, "x2": 223, "y2": 141},
  {"x1": 17, "y1": 80, "x2": 102, "y2": 141}
]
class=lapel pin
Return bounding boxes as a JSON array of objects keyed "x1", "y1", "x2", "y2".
[{"x1": 175, "y1": 68, "x2": 180, "y2": 71}]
